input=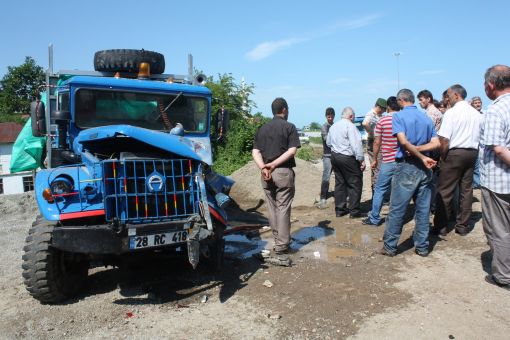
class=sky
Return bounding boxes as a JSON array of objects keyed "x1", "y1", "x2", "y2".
[{"x1": 1, "y1": 0, "x2": 508, "y2": 128}]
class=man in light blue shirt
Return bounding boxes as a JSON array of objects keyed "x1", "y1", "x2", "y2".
[{"x1": 326, "y1": 107, "x2": 366, "y2": 218}]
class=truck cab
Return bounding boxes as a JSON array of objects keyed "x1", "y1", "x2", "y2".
[{"x1": 23, "y1": 49, "x2": 229, "y2": 303}]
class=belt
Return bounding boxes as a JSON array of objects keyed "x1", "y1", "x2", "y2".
[
  {"x1": 449, "y1": 147, "x2": 477, "y2": 151},
  {"x1": 332, "y1": 152, "x2": 355, "y2": 158}
]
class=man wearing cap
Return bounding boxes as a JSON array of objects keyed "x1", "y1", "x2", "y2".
[{"x1": 363, "y1": 98, "x2": 387, "y2": 194}]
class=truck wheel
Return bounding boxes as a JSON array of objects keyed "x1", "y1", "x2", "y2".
[
  {"x1": 94, "y1": 49, "x2": 165, "y2": 74},
  {"x1": 201, "y1": 223, "x2": 225, "y2": 272},
  {"x1": 22, "y1": 218, "x2": 89, "y2": 303}
]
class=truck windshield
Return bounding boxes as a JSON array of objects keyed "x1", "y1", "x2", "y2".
[{"x1": 74, "y1": 88, "x2": 208, "y2": 133}]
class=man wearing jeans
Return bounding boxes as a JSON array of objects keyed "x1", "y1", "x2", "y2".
[
  {"x1": 316, "y1": 107, "x2": 335, "y2": 209},
  {"x1": 379, "y1": 89, "x2": 439, "y2": 257},
  {"x1": 362, "y1": 96, "x2": 400, "y2": 226}
]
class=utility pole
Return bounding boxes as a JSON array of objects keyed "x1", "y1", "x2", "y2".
[{"x1": 393, "y1": 52, "x2": 401, "y2": 91}]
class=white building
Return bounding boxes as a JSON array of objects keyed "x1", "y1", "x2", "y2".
[{"x1": 0, "y1": 122, "x2": 34, "y2": 195}]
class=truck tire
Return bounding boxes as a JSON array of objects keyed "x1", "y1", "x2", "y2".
[
  {"x1": 94, "y1": 49, "x2": 165, "y2": 74},
  {"x1": 22, "y1": 217, "x2": 89, "y2": 303},
  {"x1": 201, "y1": 222, "x2": 225, "y2": 272}
]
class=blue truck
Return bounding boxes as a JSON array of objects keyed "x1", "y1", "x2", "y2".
[{"x1": 22, "y1": 48, "x2": 233, "y2": 303}]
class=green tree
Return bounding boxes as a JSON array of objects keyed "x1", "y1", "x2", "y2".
[
  {"x1": 204, "y1": 73, "x2": 256, "y2": 124},
  {"x1": 309, "y1": 121, "x2": 321, "y2": 130},
  {"x1": 201, "y1": 72, "x2": 269, "y2": 174},
  {"x1": 0, "y1": 56, "x2": 45, "y2": 122}
]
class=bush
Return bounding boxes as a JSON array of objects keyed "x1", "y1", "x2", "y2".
[
  {"x1": 308, "y1": 136, "x2": 322, "y2": 144},
  {"x1": 296, "y1": 145, "x2": 315, "y2": 161},
  {"x1": 212, "y1": 117, "x2": 268, "y2": 175}
]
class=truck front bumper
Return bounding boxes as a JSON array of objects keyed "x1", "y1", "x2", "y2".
[{"x1": 51, "y1": 218, "x2": 210, "y2": 255}]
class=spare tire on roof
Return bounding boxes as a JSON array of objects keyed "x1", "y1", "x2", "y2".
[{"x1": 94, "y1": 49, "x2": 165, "y2": 74}]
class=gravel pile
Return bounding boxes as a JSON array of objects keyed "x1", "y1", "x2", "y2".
[{"x1": 229, "y1": 158, "x2": 326, "y2": 207}]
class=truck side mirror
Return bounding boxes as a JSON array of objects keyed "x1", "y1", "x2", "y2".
[
  {"x1": 215, "y1": 107, "x2": 229, "y2": 143},
  {"x1": 30, "y1": 100, "x2": 46, "y2": 137}
]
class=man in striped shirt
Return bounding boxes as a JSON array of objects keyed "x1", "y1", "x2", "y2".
[{"x1": 362, "y1": 96, "x2": 400, "y2": 226}]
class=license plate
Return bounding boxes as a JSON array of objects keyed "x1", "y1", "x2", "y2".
[{"x1": 129, "y1": 230, "x2": 188, "y2": 249}]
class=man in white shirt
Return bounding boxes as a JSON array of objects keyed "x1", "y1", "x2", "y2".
[
  {"x1": 327, "y1": 107, "x2": 366, "y2": 218},
  {"x1": 432, "y1": 84, "x2": 482, "y2": 236}
]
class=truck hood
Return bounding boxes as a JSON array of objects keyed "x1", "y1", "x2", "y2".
[{"x1": 73, "y1": 125, "x2": 212, "y2": 165}]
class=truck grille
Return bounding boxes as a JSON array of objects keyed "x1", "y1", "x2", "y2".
[{"x1": 102, "y1": 159, "x2": 200, "y2": 223}]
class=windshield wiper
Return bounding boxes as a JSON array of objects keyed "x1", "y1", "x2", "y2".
[{"x1": 162, "y1": 92, "x2": 183, "y2": 113}]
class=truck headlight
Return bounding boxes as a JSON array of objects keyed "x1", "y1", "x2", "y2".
[
  {"x1": 50, "y1": 176, "x2": 74, "y2": 195},
  {"x1": 81, "y1": 184, "x2": 98, "y2": 201}
]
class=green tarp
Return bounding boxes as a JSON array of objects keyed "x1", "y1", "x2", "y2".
[{"x1": 9, "y1": 118, "x2": 46, "y2": 173}]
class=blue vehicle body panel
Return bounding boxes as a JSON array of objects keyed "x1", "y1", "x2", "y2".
[
  {"x1": 73, "y1": 125, "x2": 213, "y2": 165},
  {"x1": 62, "y1": 76, "x2": 212, "y2": 96},
  {"x1": 36, "y1": 165, "x2": 104, "y2": 221},
  {"x1": 34, "y1": 72, "x2": 235, "y2": 227}
]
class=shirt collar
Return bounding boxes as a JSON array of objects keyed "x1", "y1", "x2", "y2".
[
  {"x1": 402, "y1": 105, "x2": 417, "y2": 111},
  {"x1": 494, "y1": 92, "x2": 510, "y2": 104},
  {"x1": 273, "y1": 115, "x2": 286, "y2": 121}
]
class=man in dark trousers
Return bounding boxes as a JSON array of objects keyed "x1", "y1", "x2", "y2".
[
  {"x1": 327, "y1": 107, "x2": 366, "y2": 218},
  {"x1": 432, "y1": 84, "x2": 482, "y2": 236},
  {"x1": 315, "y1": 107, "x2": 335, "y2": 209},
  {"x1": 252, "y1": 97, "x2": 300, "y2": 257}
]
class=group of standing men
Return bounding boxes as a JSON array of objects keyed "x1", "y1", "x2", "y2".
[{"x1": 251, "y1": 65, "x2": 510, "y2": 290}]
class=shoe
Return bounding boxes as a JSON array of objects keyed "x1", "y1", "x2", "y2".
[
  {"x1": 362, "y1": 217, "x2": 382, "y2": 226},
  {"x1": 455, "y1": 226, "x2": 469, "y2": 236},
  {"x1": 336, "y1": 211, "x2": 349, "y2": 217},
  {"x1": 376, "y1": 247, "x2": 396, "y2": 257},
  {"x1": 274, "y1": 247, "x2": 298, "y2": 255},
  {"x1": 350, "y1": 212, "x2": 367, "y2": 219},
  {"x1": 274, "y1": 248, "x2": 289, "y2": 255},
  {"x1": 265, "y1": 255, "x2": 292, "y2": 267},
  {"x1": 484, "y1": 275, "x2": 510, "y2": 291},
  {"x1": 315, "y1": 199, "x2": 328, "y2": 209},
  {"x1": 415, "y1": 249, "x2": 429, "y2": 257},
  {"x1": 430, "y1": 227, "x2": 448, "y2": 236}
]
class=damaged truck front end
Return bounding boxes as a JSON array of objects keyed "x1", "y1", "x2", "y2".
[{"x1": 22, "y1": 49, "x2": 231, "y2": 303}]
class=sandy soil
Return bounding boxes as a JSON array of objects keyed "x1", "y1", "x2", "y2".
[{"x1": 0, "y1": 158, "x2": 508, "y2": 339}]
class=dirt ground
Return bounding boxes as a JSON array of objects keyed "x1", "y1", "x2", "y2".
[{"x1": 0, "y1": 158, "x2": 509, "y2": 340}]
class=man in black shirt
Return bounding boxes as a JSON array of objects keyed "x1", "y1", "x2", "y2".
[{"x1": 252, "y1": 97, "x2": 301, "y2": 255}]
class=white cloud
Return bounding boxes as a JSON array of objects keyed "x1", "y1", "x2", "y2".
[
  {"x1": 245, "y1": 13, "x2": 382, "y2": 61},
  {"x1": 245, "y1": 38, "x2": 304, "y2": 61},
  {"x1": 329, "y1": 13, "x2": 383, "y2": 32}
]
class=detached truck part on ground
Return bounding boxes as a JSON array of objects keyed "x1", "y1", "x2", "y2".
[{"x1": 22, "y1": 48, "x2": 232, "y2": 303}]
